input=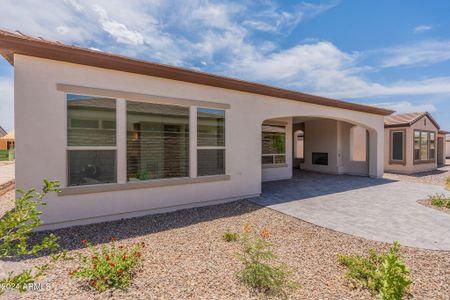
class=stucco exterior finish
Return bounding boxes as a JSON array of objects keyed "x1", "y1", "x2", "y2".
[
  {"x1": 384, "y1": 115, "x2": 439, "y2": 174},
  {"x1": 14, "y1": 55, "x2": 385, "y2": 229}
]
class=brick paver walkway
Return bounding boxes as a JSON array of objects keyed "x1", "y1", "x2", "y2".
[{"x1": 251, "y1": 170, "x2": 450, "y2": 250}]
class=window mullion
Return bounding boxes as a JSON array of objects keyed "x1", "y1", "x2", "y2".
[
  {"x1": 116, "y1": 98, "x2": 127, "y2": 184},
  {"x1": 190, "y1": 106, "x2": 198, "y2": 178}
]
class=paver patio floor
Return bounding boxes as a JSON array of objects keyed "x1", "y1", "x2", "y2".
[{"x1": 251, "y1": 170, "x2": 450, "y2": 250}]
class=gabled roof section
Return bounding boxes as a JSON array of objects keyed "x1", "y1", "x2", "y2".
[
  {"x1": 0, "y1": 29, "x2": 394, "y2": 116},
  {"x1": 384, "y1": 112, "x2": 440, "y2": 129}
]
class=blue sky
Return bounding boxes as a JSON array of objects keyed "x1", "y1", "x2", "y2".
[{"x1": 1, "y1": 0, "x2": 449, "y2": 132}]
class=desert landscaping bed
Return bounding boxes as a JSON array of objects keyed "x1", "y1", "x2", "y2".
[
  {"x1": 1, "y1": 190, "x2": 449, "y2": 299},
  {"x1": 417, "y1": 199, "x2": 450, "y2": 215},
  {"x1": 384, "y1": 163, "x2": 450, "y2": 187}
]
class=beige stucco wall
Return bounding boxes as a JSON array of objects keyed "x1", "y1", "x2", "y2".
[
  {"x1": 446, "y1": 140, "x2": 450, "y2": 158},
  {"x1": 14, "y1": 55, "x2": 386, "y2": 229},
  {"x1": 384, "y1": 115, "x2": 439, "y2": 174}
]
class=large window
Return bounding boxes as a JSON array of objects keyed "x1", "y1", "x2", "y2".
[
  {"x1": 67, "y1": 94, "x2": 117, "y2": 186},
  {"x1": 390, "y1": 130, "x2": 404, "y2": 162},
  {"x1": 127, "y1": 101, "x2": 189, "y2": 181},
  {"x1": 262, "y1": 124, "x2": 286, "y2": 165},
  {"x1": 197, "y1": 108, "x2": 225, "y2": 176},
  {"x1": 65, "y1": 91, "x2": 228, "y2": 187},
  {"x1": 414, "y1": 130, "x2": 436, "y2": 162}
]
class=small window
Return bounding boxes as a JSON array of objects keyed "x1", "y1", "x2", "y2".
[
  {"x1": 262, "y1": 124, "x2": 286, "y2": 165},
  {"x1": 66, "y1": 94, "x2": 117, "y2": 186},
  {"x1": 197, "y1": 108, "x2": 225, "y2": 176},
  {"x1": 391, "y1": 131, "x2": 404, "y2": 161}
]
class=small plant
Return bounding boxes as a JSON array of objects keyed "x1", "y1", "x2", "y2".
[
  {"x1": 446, "y1": 177, "x2": 450, "y2": 189},
  {"x1": 70, "y1": 237, "x2": 143, "y2": 291},
  {"x1": 236, "y1": 225, "x2": 299, "y2": 299},
  {"x1": 428, "y1": 193, "x2": 450, "y2": 208},
  {"x1": 339, "y1": 242, "x2": 412, "y2": 300},
  {"x1": 0, "y1": 179, "x2": 65, "y2": 295},
  {"x1": 223, "y1": 230, "x2": 240, "y2": 242}
]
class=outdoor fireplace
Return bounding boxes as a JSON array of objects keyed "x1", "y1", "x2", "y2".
[{"x1": 312, "y1": 152, "x2": 328, "y2": 165}]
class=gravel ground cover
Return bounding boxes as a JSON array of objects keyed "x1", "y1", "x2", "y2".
[
  {"x1": 384, "y1": 161, "x2": 450, "y2": 187},
  {"x1": 1, "y1": 190, "x2": 449, "y2": 299}
]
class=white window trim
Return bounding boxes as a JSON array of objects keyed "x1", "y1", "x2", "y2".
[
  {"x1": 196, "y1": 106, "x2": 226, "y2": 176},
  {"x1": 390, "y1": 130, "x2": 405, "y2": 162},
  {"x1": 262, "y1": 124, "x2": 287, "y2": 165}
]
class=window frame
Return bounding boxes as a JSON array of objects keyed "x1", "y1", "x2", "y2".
[
  {"x1": 65, "y1": 93, "x2": 119, "y2": 187},
  {"x1": 62, "y1": 87, "x2": 229, "y2": 190},
  {"x1": 196, "y1": 107, "x2": 226, "y2": 176},
  {"x1": 389, "y1": 129, "x2": 406, "y2": 165},
  {"x1": 261, "y1": 122, "x2": 287, "y2": 166},
  {"x1": 413, "y1": 129, "x2": 437, "y2": 164}
]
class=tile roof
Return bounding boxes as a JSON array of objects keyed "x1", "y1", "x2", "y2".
[{"x1": 384, "y1": 112, "x2": 440, "y2": 129}]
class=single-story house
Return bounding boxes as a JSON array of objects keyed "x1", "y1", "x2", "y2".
[
  {"x1": 0, "y1": 29, "x2": 394, "y2": 230},
  {"x1": 0, "y1": 130, "x2": 15, "y2": 150},
  {"x1": 384, "y1": 112, "x2": 448, "y2": 173}
]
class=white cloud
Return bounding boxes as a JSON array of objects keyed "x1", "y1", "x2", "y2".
[
  {"x1": 93, "y1": 5, "x2": 144, "y2": 46},
  {"x1": 0, "y1": 77, "x2": 14, "y2": 132},
  {"x1": 375, "y1": 101, "x2": 436, "y2": 114},
  {"x1": 379, "y1": 40, "x2": 450, "y2": 68},
  {"x1": 242, "y1": 1, "x2": 339, "y2": 34},
  {"x1": 414, "y1": 25, "x2": 432, "y2": 33}
]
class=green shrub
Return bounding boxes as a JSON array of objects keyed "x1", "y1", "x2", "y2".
[
  {"x1": 0, "y1": 179, "x2": 60, "y2": 257},
  {"x1": 339, "y1": 242, "x2": 412, "y2": 300},
  {"x1": 70, "y1": 238, "x2": 143, "y2": 291},
  {"x1": 0, "y1": 180, "x2": 65, "y2": 295},
  {"x1": 223, "y1": 230, "x2": 240, "y2": 242},
  {"x1": 236, "y1": 225, "x2": 299, "y2": 299},
  {"x1": 428, "y1": 193, "x2": 450, "y2": 207}
]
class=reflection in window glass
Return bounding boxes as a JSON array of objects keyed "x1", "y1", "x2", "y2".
[
  {"x1": 197, "y1": 108, "x2": 225, "y2": 176},
  {"x1": 262, "y1": 124, "x2": 286, "y2": 165},
  {"x1": 197, "y1": 149, "x2": 225, "y2": 176},
  {"x1": 67, "y1": 94, "x2": 116, "y2": 146},
  {"x1": 197, "y1": 108, "x2": 225, "y2": 147},
  {"x1": 68, "y1": 150, "x2": 116, "y2": 186},
  {"x1": 127, "y1": 101, "x2": 189, "y2": 181},
  {"x1": 414, "y1": 130, "x2": 436, "y2": 161}
]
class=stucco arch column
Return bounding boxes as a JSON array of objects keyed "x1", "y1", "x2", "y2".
[{"x1": 368, "y1": 127, "x2": 384, "y2": 178}]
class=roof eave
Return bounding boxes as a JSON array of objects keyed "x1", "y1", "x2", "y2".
[{"x1": 0, "y1": 29, "x2": 394, "y2": 116}]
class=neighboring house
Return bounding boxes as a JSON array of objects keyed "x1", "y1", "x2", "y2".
[
  {"x1": 384, "y1": 112, "x2": 448, "y2": 174},
  {"x1": 0, "y1": 29, "x2": 394, "y2": 230},
  {"x1": 0, "y1": 130, "x2": 14, "y2": 150}
]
